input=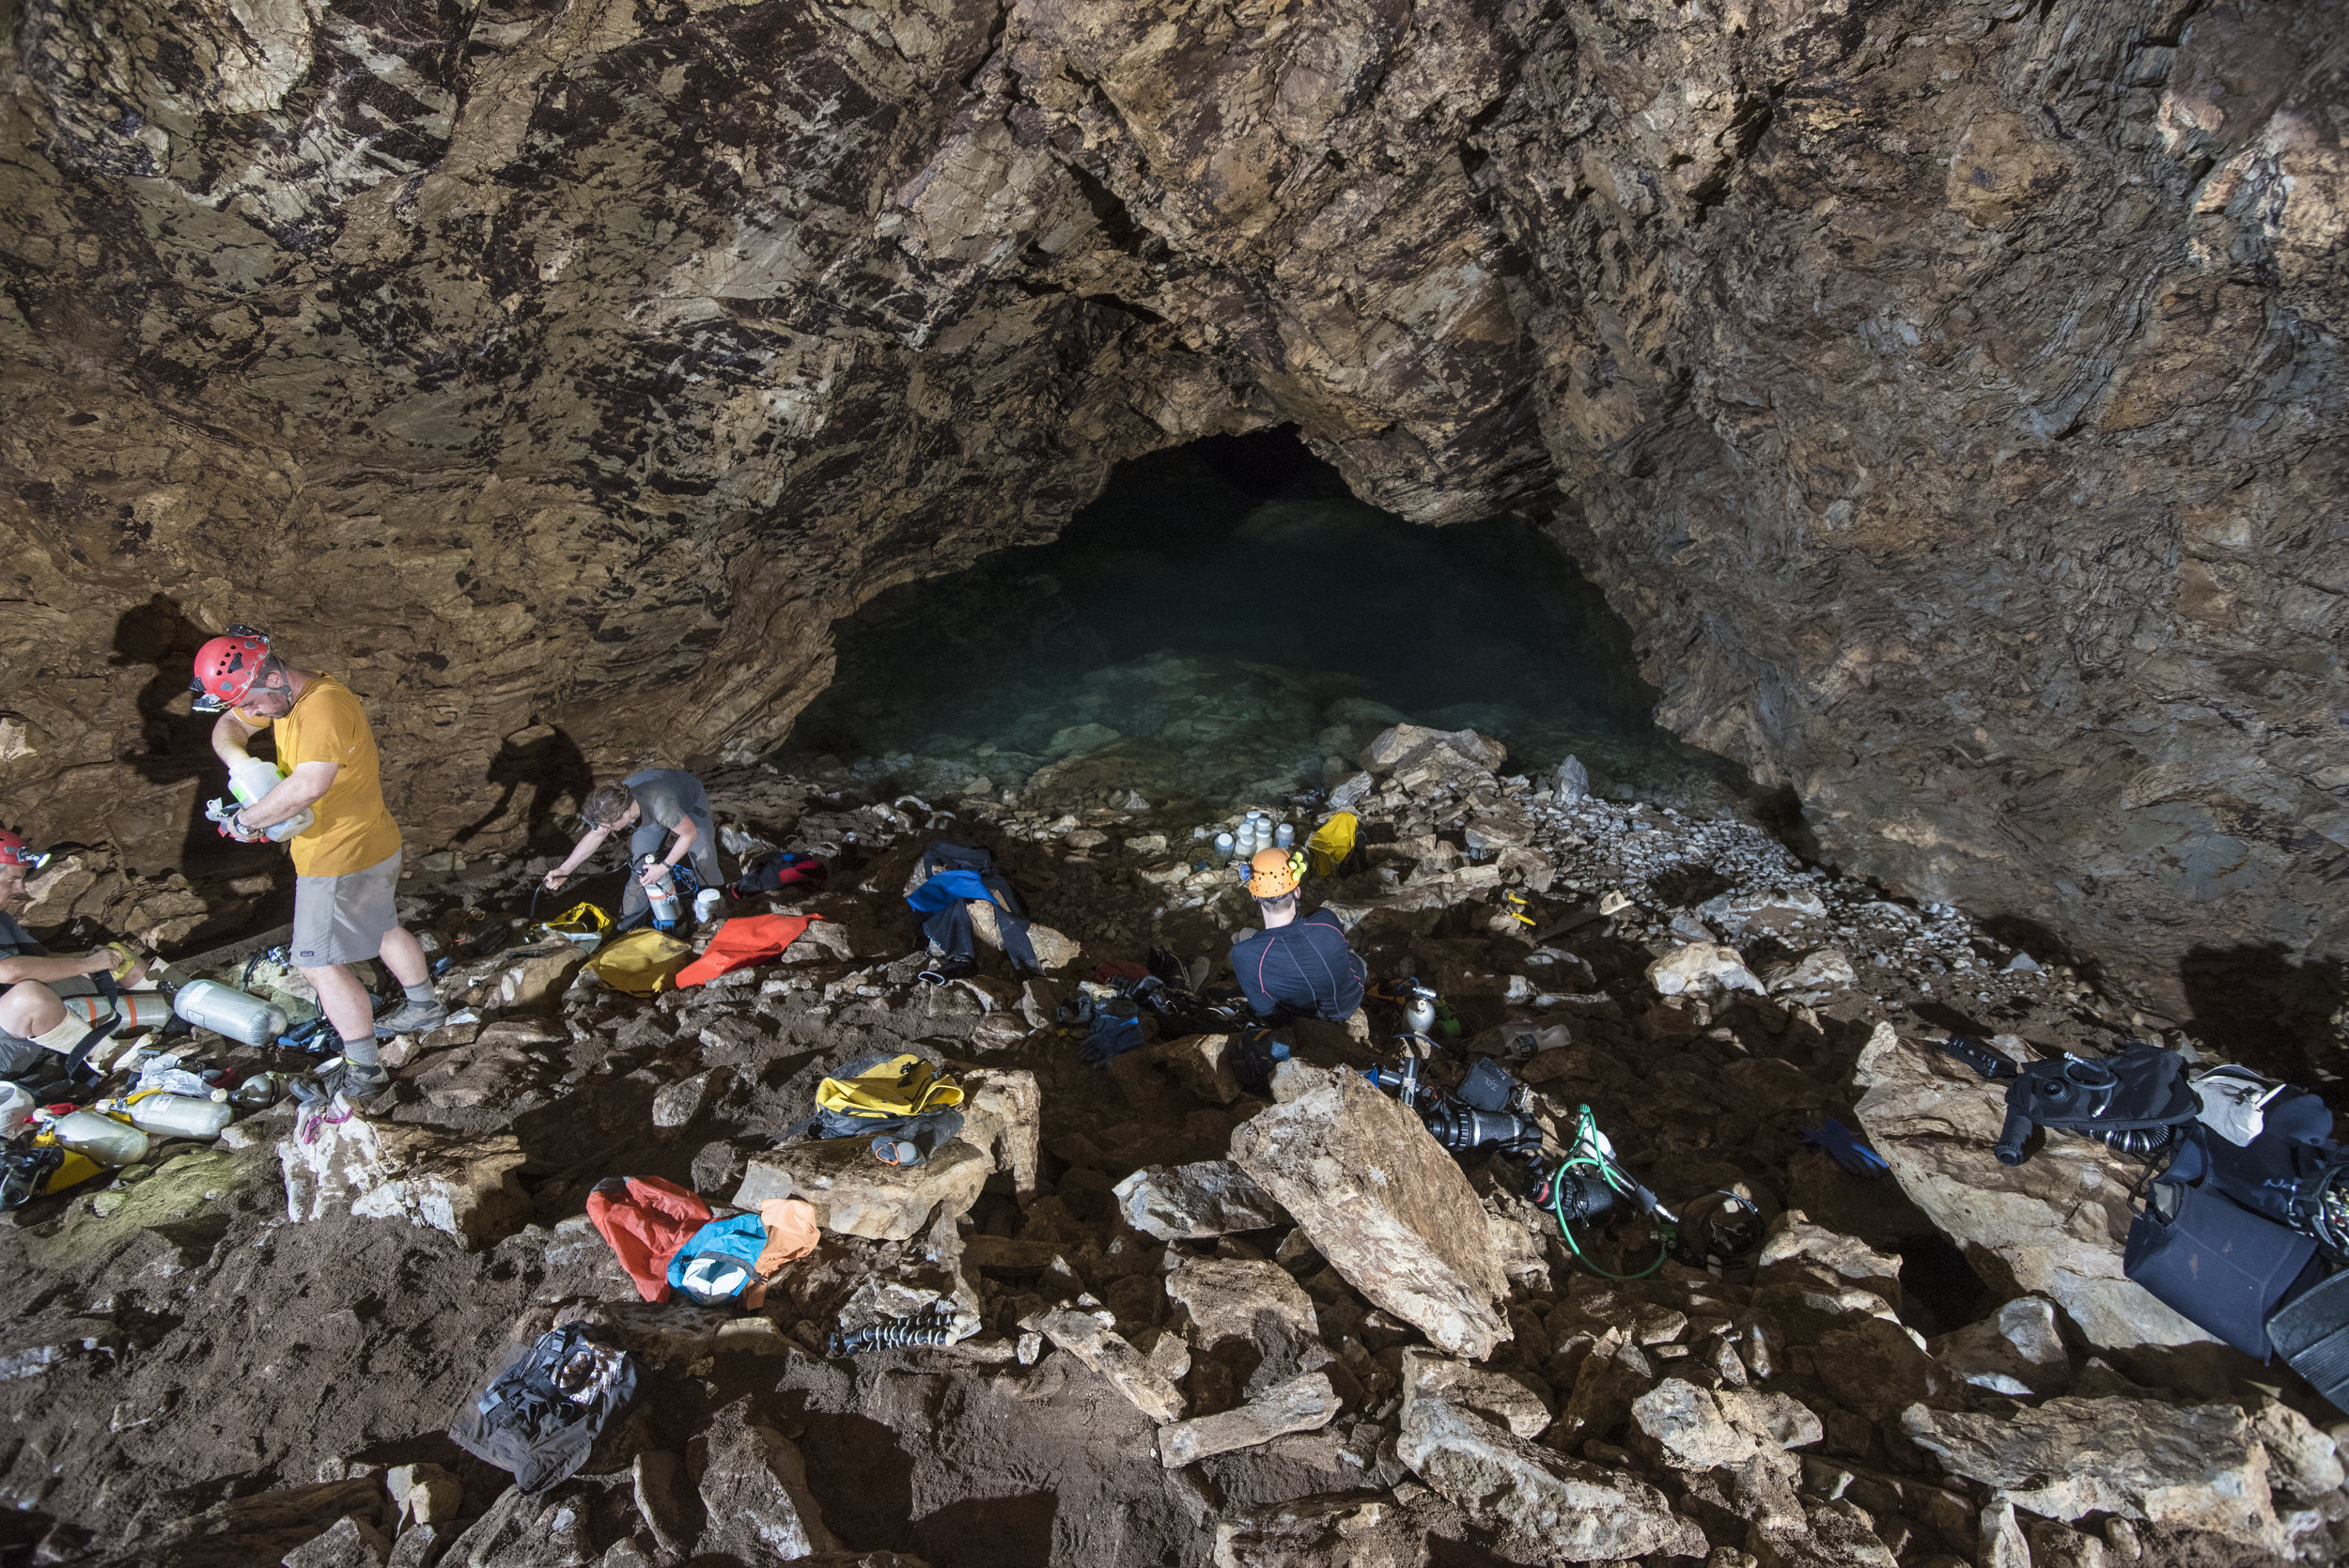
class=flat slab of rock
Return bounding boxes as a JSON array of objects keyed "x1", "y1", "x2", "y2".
[
  {"x1": 1034, "y1": 1307, "x2": 1187, "y2": 1423},
  {"x1": 696, "y1": 1403, "x2": 843, "y2": 1561},
  {"x1": 732, "y1": 1138, "x2": 989, "y2": 1241},
  {"x1": 955, "y1": 1065, "x2": 1040, "y2": 1194},
  {"x1": 1402, "y1": 1348, "x2": 1553, "y2": 1439},
  {"x1": 1852, "y1": 1024, "x2": 2214, "y2": 1350},
  {"x1": 1113, "y1": 1159, "x2": 1283, "y2": 1240},
  {"x1": 968, "y1": 899, "x2": 1078, "y2": 970},
  {"x1": 1165, "y1": 1256, "x2": 1332, "y2": 1389},
  {"x1": 1228, "y1": 1066, "x2": 1510, "y2": 1358},
  {"x1": 1398, "y1": 1395, "x2": 1706, "y2": 1560},
  {"x1": 1159, "y1": 1372, "x2": 1340, "y2": 1467},
  {"x1": 1902, "y1": 1395, "x2": 2283, "y2": 1549},
  {"x1": 280, "y1": 1116, "x2": 526, "y2": 1250}
]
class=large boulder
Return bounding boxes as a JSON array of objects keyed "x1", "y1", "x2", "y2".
[
  {"x1": 1228, "y1": 1066, "x2": 1510, "y2": 1358},
  {"x1": 1112, "y1": 1160, "x2": 1284, "y2": 1240},
  {"x1": 279, "y1": 1116, "x2": 527, "y2": 1250},
  {"x1": 1397, "y1": 1395, "x2": 1707, "y2": 1560},
  {"x1": 1901, "y1": 1395, "x2": 2285, "y2": 1550},
  {"x1": 732, "y1": 1137, "x2": 990, "y2": 1241},
  {"x1": 1851, "y1": 1024, "x2": 2214, "y2": 1350}
]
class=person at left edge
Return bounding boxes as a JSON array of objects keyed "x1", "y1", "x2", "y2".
[{"x1": 194, "y1": 629, "x2": 444, "y2": 1102}]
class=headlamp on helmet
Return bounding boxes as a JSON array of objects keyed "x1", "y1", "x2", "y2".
[
  {"x1": 190, "y1": 625, "x2": 274, "y2": 714},
  {"x1": 0, "y1": 830, "x2": 49, "y2": 871}
]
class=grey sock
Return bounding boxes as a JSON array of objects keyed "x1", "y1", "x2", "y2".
[
  {"x1": 402, "y1": 982, "x2": 435, "y2": 1007},
  {"x1": 340, "y1": 1032, "x2": 381, "y2": 1068}
]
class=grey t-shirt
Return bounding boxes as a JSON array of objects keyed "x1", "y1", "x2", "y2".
[
  {"x1": 621, "y1": 769, "x2": 711, "y2": 863},
  {"x1": 0, "y1": 910, "x2": 44, "y2": 961}
]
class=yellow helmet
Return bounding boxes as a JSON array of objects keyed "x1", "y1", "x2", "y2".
[{"x1": 1247, "y1": 846, "x2": 1307, "y2": 899}]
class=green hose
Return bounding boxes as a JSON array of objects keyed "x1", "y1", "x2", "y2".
[{"x1": 1548, "y1": 1106, "x2": 1669, "y2": 1281}]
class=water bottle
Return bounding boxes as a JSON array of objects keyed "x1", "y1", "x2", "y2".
[
  {"x1": 693, "y1": 888, "x2": 722, "y2": 924},
  {"x1": 641, "y1": 856, "x2": 680, "y2": 931},
  {"x1": 123, "y1": 1093, "x2": 233, "y2": 1141},
  {"x1": 41, "y1": 1108, "x2": 149, "y2": 1167},
  {"x1": 227, "y1": 756, "x2": 316, "y2": 841},
  {"x1": 1214, "y1": 832, "x2": 1237, "y2": 862},
  {"x1": 1275, "y1": 823, "x2": 1295, "y2": 849},
  {"x1": 170, "y1": 978, "x2": 290, "y2": 1048},
  {"x1": 62, "y1": 992, "x2": 175, "y2": 1031}
]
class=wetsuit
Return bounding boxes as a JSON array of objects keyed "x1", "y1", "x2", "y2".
[{"x1": 1230, "y1": 908, "x2": 1366, "y2": 1023}]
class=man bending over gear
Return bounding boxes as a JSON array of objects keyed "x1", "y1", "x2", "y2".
[
  {"x1": 1230, "y1": 846, "x2": 1366, "y2": 1023},
  {"x1": 543, "y1": 770, "x2": 722, "y2": 924},
  {"x1": 196, "y1": 629, "x2": 444, "y2": 1102},
  {"x1": 0, "y1": 831, "x2": 148, "y2": 1087}
]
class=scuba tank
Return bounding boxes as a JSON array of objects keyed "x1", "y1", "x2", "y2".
[
  {"x1": 167, "y1": 977, "x2": 290, "y2": 1048},
  {"x1": 226, "y1": 755, "x2": 316, "y2": 842},
  {"x1": 38, "y1": 1107, "x2": 149, "y2": 1167},
  {"x1": 61, "y1": 992, "x2": 174, "y2": 1031},
  {"x1": 118, "y1": 1092, "x2": 233, "y2": 1141},
  {"x1": 640, "y1": 856, "x2": 680, "y2": 931}
]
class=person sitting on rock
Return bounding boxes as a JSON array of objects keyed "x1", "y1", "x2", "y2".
[
  {"x1": 1230, "y1": 846, "x2": 1365, "y2": 1024},
  {"x1": 197, "y1": 628, "x2": 446, "y2": 1103},
  {"x1": 544, "y1": 770, "x2": 723, "y2": 924},
  {"x1": 0, "y1": 830, "x2": 148, "y2": 1088}
]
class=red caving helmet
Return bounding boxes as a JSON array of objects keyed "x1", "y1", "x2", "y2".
[
  {"x1": 0, "y1": 829, "x2": 36, "y2": 867},
  {"x1": 190, "y1": 626, "x2": 273, "y2": 713}
]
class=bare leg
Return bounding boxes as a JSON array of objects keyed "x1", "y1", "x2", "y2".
[
  {"x1": 376, "y1": 926, "x2": 429, "y2": 989},
  {"x1": 300, "y1": 963, "x2": 375, "y2": 1043},
  {"x1": 0, "y1": 981, "x2": 64, "y2": 1039}
]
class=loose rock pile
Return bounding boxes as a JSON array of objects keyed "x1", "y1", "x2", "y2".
[{"x1": 2, "y1": 727, "x2": 2340, "y2": 1567}]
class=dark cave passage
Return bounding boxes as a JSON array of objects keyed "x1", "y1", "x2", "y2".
[{"x1": 777, "y1": 430, "x2": 1753, "y2": 814}]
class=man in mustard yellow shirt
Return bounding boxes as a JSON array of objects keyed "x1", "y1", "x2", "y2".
[{"x1": 194, "y1": 629, "x2": 443, "y2": 1101}]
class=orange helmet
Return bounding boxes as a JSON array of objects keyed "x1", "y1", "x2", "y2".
[
  {"x1": 1247, "y1": 846, "x2": 1306, "y2": 899},
  {"x1": 190, "y1": 626, "x2": 273, "y2": 713}
]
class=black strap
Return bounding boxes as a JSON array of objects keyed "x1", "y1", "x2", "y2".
[{"x1": 64, "y1": 969, "x2": 126, "y2": 1085}]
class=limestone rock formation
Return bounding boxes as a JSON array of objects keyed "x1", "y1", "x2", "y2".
[
  {"x1": 1228, "y1": 1065, "x2": 1511, "y2": 1358},
  {"x1": 1, "y1": 0, "x2": 2340, "y2": 1013},
  {"x1": 1397, "y1": 1394, "x2": 1709, "y2": 1561},
  {"x1": 1112, "y1": 1158, "x2": 1284, "y2": 1241},
  {"x1": 1901, "y1": 1395, "x2": 2286, "y2": 1551},
  {"x1": 1850, "y1": 1023, "x2": 2215, "y2": 1350}
]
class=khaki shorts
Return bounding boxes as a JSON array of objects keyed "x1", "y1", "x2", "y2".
[{"x1": 291, "y1": 849, "x2": 402, "y2": 968}]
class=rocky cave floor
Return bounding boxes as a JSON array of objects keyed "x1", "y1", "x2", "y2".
[{"x1": 4, "y1": 730, "x2": 2344, "y2": 1568}]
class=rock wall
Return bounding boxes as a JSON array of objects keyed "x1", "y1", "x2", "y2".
[{"x1": 2, "y1": 0, "x2": 2341, "y2": 1010}]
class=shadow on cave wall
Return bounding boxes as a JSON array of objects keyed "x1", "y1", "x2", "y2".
[
  {"x1": 452, "y1": 724, "x2": 593, "y2": 855},
  {"x1": 2180, "y1": 942, "x2": 2348, "y2": 1084},
  {"x1": 110, "y1": 595, "x2": 241, "y2": 875}
]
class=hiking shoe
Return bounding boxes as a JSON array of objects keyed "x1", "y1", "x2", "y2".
[
  {"x1": 311, "y1": 1058, "x2": 393, "y2": 1104},
  {"x1": 373, "y1": 997, "x2": 449, "y2": 1037}
]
